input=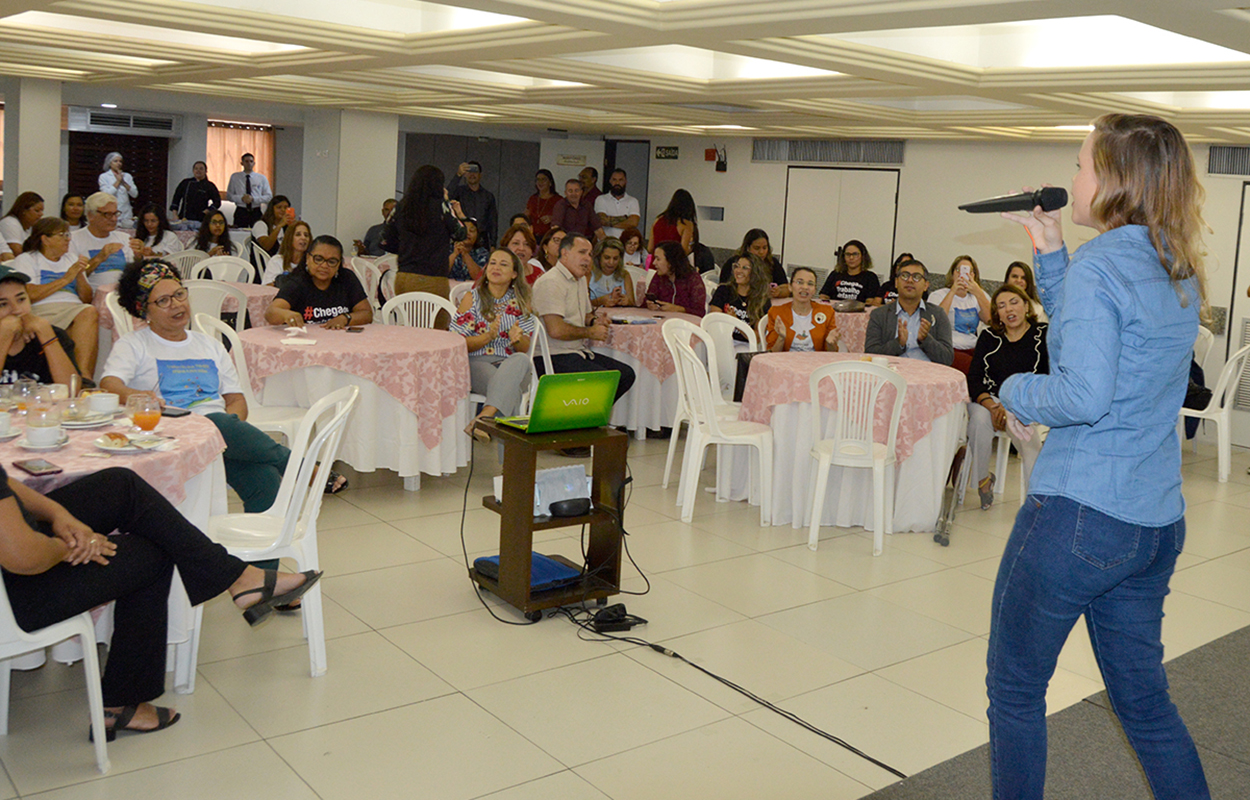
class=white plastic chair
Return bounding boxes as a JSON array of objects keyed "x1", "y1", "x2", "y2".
[
  {"x1": 670, "y1": 327, "x2": 773, "y2": 525},
  {"x1": 192, "y1": 313, "x2": 307, "y2": 443},
  {"x1": 1180, "y1": 342, "x2": 1250, "y2": 482},
  {"x1": 659, "y1": 319, "x2": 741, "y2": 495},
  {"x1": 757, "y1": 316, "x2": 771, "y2": 349},
  {"x1": 379, "y1": 267, "x2": 397, "y2": 303},
  {"x1": 1194, "y1": 325, "x2": 1215, "y2": 373},
  {"x1": 184, "y1": 278, "x2": 248, "y2": 332},
  {"x1": 702, "y1": 274, "x2": 719, "y2": 312},
  {"x1": 0, "y1": 577, "x2": 110, "y2": 772},
  {"x1": 165, "y1": 249, "x2": 209, "y2": 280},
  {"x1": 104, "y1": 291, "x2": 134, "y2": 337},
  {"x1": 374, "y1": 253, "x2": 398, "y2": 272},
  {"x1": 200, "y1": 385, "x2": 359, "y2": 677},
  {"x1": 806, "y1": 361, "x2": 907, "y2": 555},
  {"x1": 449, "y1": 281, "x2": 473, "y2": 308},
  {"x1": 523, "y1": 318, "x2": 555, "y2": 415},
  {"x1": 382, "y1": 292, "x2": 456, "y2": 328},
  {"x1": 627, "y1": 266, "x2": 650, "y2": 304},
  {"x1": 195, "y1": 255, "x2": 256, "y2": 283},
  {"x1": 701, "y1": 312, "x2": 759, "y2": 402},
  {"x1": 350, "y1": 257, "x2": 384, "y2": 311}
]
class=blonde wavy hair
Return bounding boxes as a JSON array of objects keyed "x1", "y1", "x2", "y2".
[{"x1": 1088, "y1": 113, "x2": 1208, "y2": 311}]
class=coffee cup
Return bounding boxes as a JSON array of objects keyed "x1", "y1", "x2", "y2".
[
  {"x1": 25, "y1": 422, "x2": 62, "y2": 446},
  {"x1": 87, "y1": 393, "x2": 119, "y2": 416},
  {"x1": 871, "y1": 356, "x2": 889, "y2": 368}
]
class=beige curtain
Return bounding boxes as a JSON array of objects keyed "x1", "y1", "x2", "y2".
[{"x1": 206, "y1": 123, "x2": 275, "y2": 196}]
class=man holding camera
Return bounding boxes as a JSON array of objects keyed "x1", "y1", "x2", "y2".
[{"x1": 447, "y1": 162, "x2": 497, "y2": 248}]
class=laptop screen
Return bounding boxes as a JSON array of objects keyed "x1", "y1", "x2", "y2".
[{"x1": 525, "y1": 371, "x2": 619, "y2": 433}]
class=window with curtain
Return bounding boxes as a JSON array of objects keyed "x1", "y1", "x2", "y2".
[{"x1": 206, "y1": 120, "x2": 275, "y2": 198}]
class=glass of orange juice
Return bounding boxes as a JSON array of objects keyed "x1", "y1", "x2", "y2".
[{"x1": 126, "y1": 395, "x2": 161, "y2": 432}]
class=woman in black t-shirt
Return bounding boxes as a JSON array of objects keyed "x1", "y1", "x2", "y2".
[
  {"x1": 717, "y1": 228, "x2": 789, "y2": 297},
  {"x1": 265, "y1": 235, "x2": 372, "y2": 329},
  {"x1": 708, "y1": 253, "x2": 772, "y2": 341},
  {"x1": 819, "y1": 239, "x2": 880, "y2": 304}
]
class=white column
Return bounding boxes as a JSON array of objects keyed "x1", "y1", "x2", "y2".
[
  {"x1": 300, "y1": 109, "x2": 398, "y2": 243},
  {"x1": 167, "y1": 112, "x2": 208, "y2": 205},
  {"x1": 2, "y1": 78, "x2": 62, "y2": 205}
]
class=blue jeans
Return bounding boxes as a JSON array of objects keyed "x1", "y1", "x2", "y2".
[{"x1": 986, "y1": 494, "x2": 1209, "y2": 800}]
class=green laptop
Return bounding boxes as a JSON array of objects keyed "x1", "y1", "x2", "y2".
[{"x1": 496, "y1": 371, "x2": 620, "y2": 434}]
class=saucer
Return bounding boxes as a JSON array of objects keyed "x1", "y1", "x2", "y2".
[{"x1": 16, "y1": 434, "x2": 69, "y2": 451}]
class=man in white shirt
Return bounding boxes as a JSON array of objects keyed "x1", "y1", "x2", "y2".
[
  {"x1": 226, "y1": 153, "x2": 273, "y2": 230},
  {"x1": 594, "y1": 169, "x2": 640, "y2": 239},
  {"x1": 69, "y1": 193, "x2": 141, "y2": 291}
]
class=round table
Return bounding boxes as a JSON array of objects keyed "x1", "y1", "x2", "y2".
[
  {"x1": 0, "y1": 412, "x2": 227, "y2": 691},
  {"x1": 239, "y1": 323, "x2": 471, "y2": 490},
  {"x1": 728, "y1": 352, "x2": 968, "y2": 532},
  {"x1": 592, "y1": 308, "x2": 699, "y2": 438}
]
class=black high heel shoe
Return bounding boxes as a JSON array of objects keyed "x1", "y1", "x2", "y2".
[{"x1": 232, "y1": 570, "x2": 322, "y2": 626}]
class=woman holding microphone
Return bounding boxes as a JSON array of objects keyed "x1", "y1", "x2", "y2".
[{"x1": 989, "y1": 114, "x2": 1210, "y2": 799}]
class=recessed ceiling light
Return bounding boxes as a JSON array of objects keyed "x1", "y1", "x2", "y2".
[{"x1": 100, "y1": 103, "x2": 117, "y2": 109}]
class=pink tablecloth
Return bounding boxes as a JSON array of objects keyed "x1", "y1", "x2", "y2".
[
  {"x1": 739, "y1": 352, "x2": 968, "y2": 461},
  {"x1": 600, "y1": 308, "x2": 697, "y2": 382},
  {"x1": 1, "y1": 412, "x2": 226, "y2": 506},
  {"x1": 239, "y1": 324, "x2": 470, "y2": 450},
  {"x1": 94, "y1": 282, "x2": 277, "y2": 337},
  {"x1": 837, "y1": 311, "x2": 869, "y2": 353}
]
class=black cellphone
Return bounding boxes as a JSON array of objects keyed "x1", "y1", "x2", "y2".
[
  {"x1": 161, "y1": 406, "x2": 191, "y2": 417},
  {"x1": 645, "y1": 292, "x2": 658, "y2": 302},
  {"x1": 13, "y1": 459, "x2": 62, "y2": 476},
  {"x1": 346, "y1": 326, "x2": 365, "y2": 333}
]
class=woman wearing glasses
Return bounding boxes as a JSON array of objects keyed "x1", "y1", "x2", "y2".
[
  {"x1": 264, "y1": 235, "x2": 372, "y2": 329},
  {"x1": 101, "y1": 261, "x2": 297, "y2": 523}
]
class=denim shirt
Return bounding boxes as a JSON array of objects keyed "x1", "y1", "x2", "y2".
[{"x1": 1000, "y1": 225, "x2": 1198, "y2": 527}]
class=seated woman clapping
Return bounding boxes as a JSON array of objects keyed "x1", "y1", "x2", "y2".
[
  {"x1": 0, "y1": 264, "x2": 84, "y2": 385},
  {"x1": 966, "y1": 284, "x2": 1049, "y2": 509},
  {"x1": 0, "y1": 465, "x2": 319, "y2": 740},
  {"x1": 8, "y1": 217, "x2": 99, "y2": 376},
  {"x1": 264, "y1": 236, "x2": 372, "y2": 329},
  {"x1": 453, "y1": 248, "x2": 537, "y2": 441},
  {"x1": 765, "y1": 267, "x2": 838, "y2": 352}
]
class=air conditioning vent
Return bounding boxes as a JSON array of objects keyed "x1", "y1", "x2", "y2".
[
  {"x1": 1209, "y1": 145, "x2": 1250, "y2": 176},
  {"x1": 1236, "y1": 319, "x2": 1250, "y2": 411},
  {"x1": 67, "y1": 107, "x2": 182, "y2": 138},
  {"x1": 753, "y1": 138, "x2": 905, "y2": 165}
]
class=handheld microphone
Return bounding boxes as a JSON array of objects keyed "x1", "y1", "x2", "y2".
[{"x1": 959, "y1": 187, "x2": 1067, "y2": 214}]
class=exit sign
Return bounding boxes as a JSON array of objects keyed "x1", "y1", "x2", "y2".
[{"x1": 655, "y1": 146, "x2": 679, "y2": 159}]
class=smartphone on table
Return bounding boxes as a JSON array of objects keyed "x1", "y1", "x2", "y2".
[{"x1": 13, "y1": 459, "x2": 62, "y2": 476}]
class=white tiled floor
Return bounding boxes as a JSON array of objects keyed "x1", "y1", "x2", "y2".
[{"x1": 4, "y1": 435, "x2": 1248, "y2": 799}]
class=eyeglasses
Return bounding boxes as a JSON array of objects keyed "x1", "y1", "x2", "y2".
[
  {"x1": 149, "y1": 287, "x2": 189, "y2": 309},
  {"x1": 897, "y1": 272, "x2": 927, "y2": 283},
  {"x1": 310, "y1": 255, "x2": 342, "y2": 268}
]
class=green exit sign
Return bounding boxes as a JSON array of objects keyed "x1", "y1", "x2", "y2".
[{"x1": 655, "y1": 146, "x2": 679, "y2": 159}]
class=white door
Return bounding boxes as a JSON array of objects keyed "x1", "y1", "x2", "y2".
[{"x1": 780, "y1": 167, "x2": 899, "y2": 284}]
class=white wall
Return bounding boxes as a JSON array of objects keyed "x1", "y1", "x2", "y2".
[
  {"x1": 273, "y1": 125, "x2": 304, "y2": 211},
  {"x1": 539, "y1": 137, "x2": 604, "y2": 193},
  {"x1": 335, "y1": 110, "x2": 397, "y2": 246},
  {"x1": 166, "y1": 112, "x2": 208, "y2": 205},
  {"x1": 300, "y1": 111, "x2": 341, "y2": 235}
]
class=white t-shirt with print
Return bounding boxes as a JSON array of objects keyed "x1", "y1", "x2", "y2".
[
  {"x1": 69, "y1": 227, "x2": 133, "y2": 290},
  {"x1": 789, "y1": 309, "x2": 816, "y2": 352},
  {"x1": 103, "y1": 328, "x2": 241, "y2": 415},
  {"x1": 9, "y1": 251, "x2": 87, "y2": 309},
  {"x1": 0, "y1": 216, "x2": 27, "y2": 246},
  {"x1": 929, "y1": 287, "x2": 982, "y2": 350}
]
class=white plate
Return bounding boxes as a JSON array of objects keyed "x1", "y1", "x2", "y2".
[
  {"x1": 16, "y1": 435, "x2": 69, "y2": 451},
  {"x1": 0, "y1": 429, "x2": 19, "y2": 441},
  {"x1": 63, "y1": 415, "x2": 115, "y2": 429},
  {"x1": 93, "y1": 435, "x2": 165, "y2": 454}
]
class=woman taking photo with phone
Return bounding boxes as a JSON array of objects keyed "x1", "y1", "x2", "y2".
[{"x1": 990, "y1": 114, "x2": 1211, "y2": 799}]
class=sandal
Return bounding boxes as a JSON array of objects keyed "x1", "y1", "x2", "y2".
[
  {"x1": 232, "y1": 570, "x2": 322, "y2": 627},
  {"x1": 324, "y1": 470, "x2": 348, "y2": 494},
  {"x1": 89, "y1": 704, "x2": 180, "y2": 742},
  {"x1": 979, "y1": 474, "x2": 995, "y2": 510}
]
